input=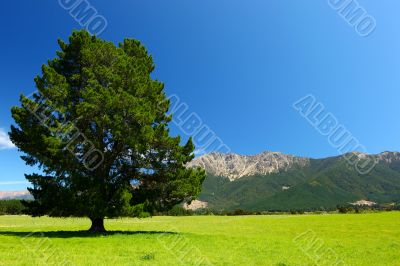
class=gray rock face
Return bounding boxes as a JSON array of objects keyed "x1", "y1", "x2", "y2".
[
  {"x1": 189, "y1": 151, "x2": 400, "y2": 181},
  {"x1": 376, "y1": 151, "x2": 400, "y2": 163},
  {"x1": 187, "y1": 151, "x2": 310, "y2": 181}
]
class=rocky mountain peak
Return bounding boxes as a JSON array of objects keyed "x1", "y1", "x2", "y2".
[
  {"x1": 377, "y1": 151, "x2": 400, "y2": 163},
  {"x1": 341, "y1": 151, "x2": 400, "y2": 163},
  {"x1": 187, "y1": 151, "x2": 310, "y2": 181}
]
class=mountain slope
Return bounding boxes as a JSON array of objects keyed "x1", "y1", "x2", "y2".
[{"x1": 190, "y1": 151, "x2": 400, "y2": 211}]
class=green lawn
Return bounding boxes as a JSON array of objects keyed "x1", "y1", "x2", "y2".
[{"x1": 0, "y1": 212, "x2": 399, "y2": 265}]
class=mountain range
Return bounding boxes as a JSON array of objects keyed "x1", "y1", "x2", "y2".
[
  {"x1": 2, "y1": 151, "x2": 400, "y2": 212},
  {"x1": 0, "y1": 190, "x2": 32, "y2": 200},
  {"x1": 188, "y1": 151, "x2": 400, "y2": 211}
]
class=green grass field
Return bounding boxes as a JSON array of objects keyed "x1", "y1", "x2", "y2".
[{"x1": 0, "y1": 212, "x2": 399, "y2": 266}]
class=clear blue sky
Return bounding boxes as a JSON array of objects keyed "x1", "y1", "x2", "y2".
[{"x1": 0, "y1": 0, "x2": 399, "y2": 190}]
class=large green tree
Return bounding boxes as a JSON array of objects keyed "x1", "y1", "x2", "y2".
[{"x1": 10, "y1": 30, "x2": 205, "y2": 232}]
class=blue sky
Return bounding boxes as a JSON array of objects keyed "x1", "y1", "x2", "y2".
[{"x1": 0, "y1": 0, "x2": 399, "y2": 190}]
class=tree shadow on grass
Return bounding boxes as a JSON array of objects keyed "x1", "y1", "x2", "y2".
[{"x1": 0, "y1": 230, "x2": 179, "y2": 238}]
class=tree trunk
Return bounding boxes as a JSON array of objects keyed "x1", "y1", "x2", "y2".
[{"x1": 89, "y1": 218, "x2": 106, "y2": 233}]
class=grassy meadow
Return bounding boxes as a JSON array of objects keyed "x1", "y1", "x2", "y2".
[{"x1": 0, "y1": 212, "x2": 399, "y2": 266}]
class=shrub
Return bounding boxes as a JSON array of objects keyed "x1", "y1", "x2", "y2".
[{"x1": 0, "y1": 200, "x2": 26, "y2": 215}]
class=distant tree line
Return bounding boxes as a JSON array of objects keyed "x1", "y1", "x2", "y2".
[
  {"x1": 336, "y1": 203, "x2": 399, "y2": 214},
  {"x1": 0, "y1": 200, "x2": 26, "y2": 215},
  {"x1": 157, "y1": 203, "x2": 400, "y2": 216},
  {"x1": 1, "y1": 200, "x2": 398, "y2": 216}
]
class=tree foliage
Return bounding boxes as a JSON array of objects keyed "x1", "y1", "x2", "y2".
[{"x1": 10, "y1": 30, "x2": 205, "y2": 229}]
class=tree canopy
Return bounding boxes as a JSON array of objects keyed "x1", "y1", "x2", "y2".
[{"x1": 10, "y1": 30, "x2": 205, "y2": 232}]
